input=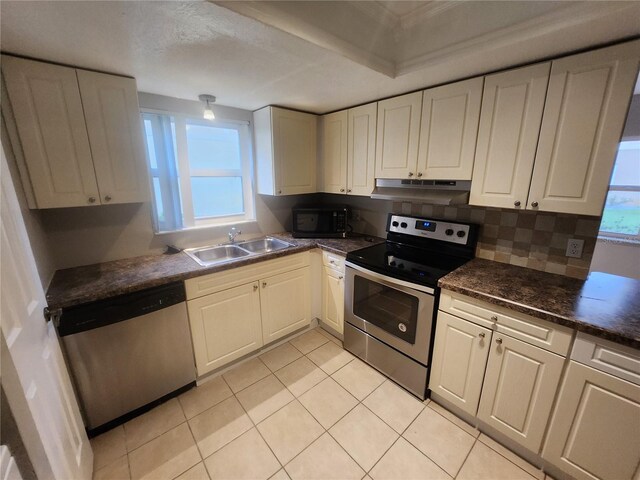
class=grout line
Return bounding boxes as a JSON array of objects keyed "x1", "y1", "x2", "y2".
[
  {"x1": 475, "y1": 434, "x2": 543, "y2": 479},
  {"x1": 454, "y1": 436, "x2": 478, "y2": 479}
]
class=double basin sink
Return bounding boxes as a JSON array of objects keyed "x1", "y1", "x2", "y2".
[{"x1": 184, "y1": 237, "x2": 294, "y2": 267}]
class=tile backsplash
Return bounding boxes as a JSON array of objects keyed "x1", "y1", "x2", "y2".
[{"x1": 393, "y1": 202, "x2": 601, "y2": 279}]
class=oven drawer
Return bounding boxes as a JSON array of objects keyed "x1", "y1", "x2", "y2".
[{"x1": 439, "y1": 290, "x2": 573, "y2": 356}]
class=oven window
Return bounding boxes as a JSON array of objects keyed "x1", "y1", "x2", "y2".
[{"x1": 353, "y1": 276, "x2": 418, "y2": 344}]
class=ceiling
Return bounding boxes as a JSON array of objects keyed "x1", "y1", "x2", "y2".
[{"x1": 1, "y1": 1, "x2": 639, "y2": 114}]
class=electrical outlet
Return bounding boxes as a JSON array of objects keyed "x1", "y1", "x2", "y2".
[{"x1": 566, "y1": 238, "x2": 584, "y2": 258}]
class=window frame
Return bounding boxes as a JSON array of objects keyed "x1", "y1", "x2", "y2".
[
  {"x1": 598, "y1": 139, "x2": 640, "y2": 243},
  {"x1": 141, "y1": 108, "x2": 255, "y2": 233}
]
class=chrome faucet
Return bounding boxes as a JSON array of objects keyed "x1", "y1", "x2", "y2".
[{"x1": 228, "y1": 227, "x2": 241, "y2": 244}]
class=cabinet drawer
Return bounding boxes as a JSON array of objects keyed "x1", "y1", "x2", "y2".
[
  {"x1": 322, "y1": 251, "x2": 345, "y2": 272},
  {"x1": 572, "y1": 332, "x2": 640, "y2": 386},
  {"x1": 440, "y1": 291, "x2": 573, "y2": 356},
  {"x1": 185, "y1": 252, "x2": 310, "y2": 300}
]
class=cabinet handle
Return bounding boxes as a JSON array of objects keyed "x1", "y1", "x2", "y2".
[
  {"x1": 262, "y1": 282, "x2": 267, "y2": 288},
  {"x1": 104, "y1": 195, "x2": 112, "y2": 202},
  {"x1": 408, "y1": 172, "x2": 414, "y2": 177},
  {"x1": 478, "y1": 332, "x2": 485, "y2": 338},
  {"x1": 253, "y1": 284, "x2": 258, "y2": 291},
  {"x1": 531, "y1": 201, "x2": 538, "y2": 208},
  {"x1": 347, "y1": 189, "x2": 352, "y2": 193},
  {"x1": 495, "y1": 338, "x2": 503, "y2": 345},
  {"x1": 329, "y1": 260, "x2": 336, "y2": 264},
  {"x1": 88, "y1": 197, "x2": 96, "y2": 204},
  {"x1": 491, "y1": 315, "x2": 498, "y2": 321},
  {"x1": 339, "y1": 276, "x2": 344, "y2": 280},
  {"x1": 340, "y1": 188, "x2": 345, "y2": 192},
  {"x1": 417, "y1": 172, "x2": 422, "y2": 178},
  {"x1": 514, "y1": 200, "x2": 521, "y2": 207},
  {"x1": 278, "y1": 190, "x2": 282, "y2": 195}
]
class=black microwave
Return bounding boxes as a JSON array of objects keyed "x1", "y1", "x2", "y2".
[{"x1": 292, "y1": 207, "x2": 349, "y2": 238}]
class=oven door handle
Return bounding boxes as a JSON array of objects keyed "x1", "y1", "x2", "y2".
[{"x1": 345, "y1": 261, "x2": 435, "y2": 295}]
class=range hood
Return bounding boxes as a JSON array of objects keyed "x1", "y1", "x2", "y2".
[{"x1": 371, "y1": 179, "x2": 471, "y2": 205}]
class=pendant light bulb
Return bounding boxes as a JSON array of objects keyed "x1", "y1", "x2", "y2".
[{"x1": 199, "y1": 94, "x2": 216, "y2": 120}]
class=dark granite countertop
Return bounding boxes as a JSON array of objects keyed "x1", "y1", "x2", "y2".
[
  {"x1": 46, "y1": 233, "x2": 384, "y2": 309},
  {"x1": 439, "y1": 258, "x2": 640, "y2": 349}
]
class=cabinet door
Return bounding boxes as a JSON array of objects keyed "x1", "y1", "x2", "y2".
[
  {"x1": 469, "y1": 63, "x2": 550, "y2": 209},
  {"x1": 260, "y1": 267, "x2": 311, "y2": 344},
  {"x1": 542, "y1": 361, "x2": 640, "y2": 480},
  {"x1": 477, "y1": 334, "x2": 564, "y2": 452},
  {"x1": 417, "y1": 77, "x2": 483, "y2": 180},
  {"x1": 322, "y1": 267, "x2": 344, "y2": 334},
  {"x1": 375, "y1": 92, "x2": 422, "y2": 179},
  {"x1": 429, "y1": 312, "x2": 492, "y2": 416},
  {"x1": 272, "y1": 107, "x2": 317, "y2": 195},
  {"x1": 347, "y1": 102, "x2": 377, "y2": 195},
  {"x1": 187, "y1": 282, "x2": 263, "y2": 375},
  {"x1": 2, "y1": 56, "x2": 99, "y2": 208},
  {"x1": 77, "y1": 71, "x2": 149, "y2": 205},
  {"x1": 528, "y1": 41, "x2": 640, "y2": 215},
  {"x1": 321, "y1": 110, "x2": 348, "y2": 194}
]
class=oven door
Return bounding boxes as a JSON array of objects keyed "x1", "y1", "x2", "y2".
[{"x1": 344, "y1": 262, "x2": 435, "y2": 365}]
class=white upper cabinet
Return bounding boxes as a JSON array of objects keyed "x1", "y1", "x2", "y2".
[
  {"x1": 375, "y1": 92, "x2": 422, "y2": 179},
  {"x1": 2, "y1": 56, "x2": 100, "y2": 208},
  {"x1": 470, "y1": 63, "x2": 550, "y2": 209},
  {"x1": 320, "y1": 102, "x2": 377, "y2": 196},
  {"x1": 77, "y1": 70, "x2": 149, "y2": 205},
  {"x1": 470, "y1": 40, "x2": 639, "y2": 214},
  {"x1": 254, "y1": 106, "x2": 317, "y2": 196},
  {"x1": 529, "y1": 41, "x2": 640, "y2": 216},
  {"x1": 347, "y1": 103, "x2": 377, "y2": 195},
  {"x1": 417, "y1": 78, "x2": 483, "y2": 180},
  {"x1": 320, "y1": 110, "x2": 348, "y2": 194},
  {"x1": 2, "y1": 55, "x2": 149, "y2": 209}
]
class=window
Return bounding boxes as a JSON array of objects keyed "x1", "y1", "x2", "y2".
[
  {"x1": 142, "y1": 112, "x2": 254, "y2": 232},
  {"x1": 598, "y1": 140, "x2": 640, "y2": 242}
]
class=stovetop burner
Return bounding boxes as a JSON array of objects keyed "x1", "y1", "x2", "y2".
[{"x1": 346, "y1": 214, "x2": 479, "y2": 288}]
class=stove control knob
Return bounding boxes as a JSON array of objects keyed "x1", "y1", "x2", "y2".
[
  {"x1": 445, "y1": 229, "x2": 454, "y2": 236},
  {"x1": 398, "y1": 323, "x2": 407, "y2": 333},
  {"x1": 390, "y1": 261, "x2": 396, "y2": 266},
  {"x1": 457, "y1": 230, "x2": 466, "y2": 238},
  {"x1": 392, "y1": 221, "x2": 399, "y2": 227},
  {"x1": 398, "y1": 263, "x2": 405, "y2": 269},
  {"x1": 400, "y1": 222, "x2": 407, "y2": 228}
]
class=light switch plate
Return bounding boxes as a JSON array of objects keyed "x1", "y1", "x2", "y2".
[{"x1": 566, "y1": 238, "x2": 584, "y2": 258}]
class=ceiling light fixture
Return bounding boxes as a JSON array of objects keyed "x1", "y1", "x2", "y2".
[{"x1": 199, "y1": 94, "x2": 216, "y2": 120}]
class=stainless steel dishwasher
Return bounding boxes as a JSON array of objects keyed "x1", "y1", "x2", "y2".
[{"x1": 57, "y1": 282, "x2": 196, "y2": 435}]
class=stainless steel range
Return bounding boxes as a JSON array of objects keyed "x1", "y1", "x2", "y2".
[{"x1": 344, "y1": 213, "x2": 478, "y2": 399}]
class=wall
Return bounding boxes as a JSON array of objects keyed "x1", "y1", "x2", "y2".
[
  {"x1": 590, "y1": 239, "x2": 640, "y2": 279},
  {"x1": 1, "y1": 129, "x2": 56, "y2": 288},
  {"x1": 24, "y1": 94, "x2": 318, "y2": 270},
  {"x1": 588, "y1": 93, "x2": 640, "y2": 279},
  {"x1": 321, "y1": 193, "x2": 599, "y2": 279}
]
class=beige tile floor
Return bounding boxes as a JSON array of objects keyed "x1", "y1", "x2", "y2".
[{"x1": 92, "y1": 327, "x2": 557, "y2": 480}]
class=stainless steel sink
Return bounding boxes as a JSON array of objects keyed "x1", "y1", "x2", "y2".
[
  {"x1": 237, "y1": 237, "x2": 293, "y2": 254},
  {"x1": 184, "y1": 237, "x2": 294, "y2": 267},
  {"x1": 184, "y1": 244, "x2": 252, "y2": 267}
]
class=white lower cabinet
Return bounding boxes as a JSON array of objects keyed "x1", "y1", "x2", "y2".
[
  {"x1": 477, "y1": 334, "x2": 564, "y2": 452},
  {"x1": 260, "y1": 267, "x2": 311, "y2": 344},
  {"x1": 322, "y1": 267, "x2": 344, "y2": 335},
  {"x1": 429, "y1": 311, "x2": 491, "y2": 416},
  {"x1": 187, "y1": 282, "x2": 263, "y2": 374},
  {"x1": 542, "y1": 343, "x2": 640, "y2": 480},
  {"x1": 431, "y1": 291, "x2": 571, "y2": 456},
  {"x1": 185, "y1": 253, "x2": 312, "y2": 376}
]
